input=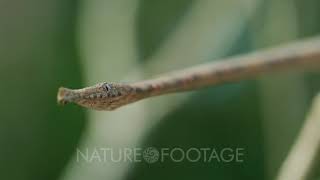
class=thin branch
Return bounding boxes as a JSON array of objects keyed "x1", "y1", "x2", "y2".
[
  {"x1": 57, "y1": 36, "x2": 320, "y2": 110},
  {"x1": 276, "y1": 93, "x2": 320, "y2": 180}
]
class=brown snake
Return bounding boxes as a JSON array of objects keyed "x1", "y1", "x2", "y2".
[{"x1": 57, "y1": 37, "x2": 320, "y2": 111}]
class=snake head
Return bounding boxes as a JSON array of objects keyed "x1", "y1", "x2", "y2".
[{"x1": 57, "y1": 82, "x2": 133, "y2": 110}]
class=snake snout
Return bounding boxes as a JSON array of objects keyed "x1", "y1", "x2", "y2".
[{"x1": 57, "y1": 87, "x2": 75, "y2": 105}]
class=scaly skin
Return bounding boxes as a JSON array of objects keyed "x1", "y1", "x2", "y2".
[
  {"x1": 57, "y1": 36, "x2": 320, "y2": 111},
  {"x1": 58, "y1": 83, "x2": 135, "y2": 110}
]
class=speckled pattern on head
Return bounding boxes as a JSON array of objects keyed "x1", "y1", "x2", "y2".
[{"x1": 58, "y1": 83, "x2": 136, "y2": 110}]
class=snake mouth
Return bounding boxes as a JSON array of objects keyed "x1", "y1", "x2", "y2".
[{"x1": 57, "y1": 87, "x2": 76, "y2": 105}]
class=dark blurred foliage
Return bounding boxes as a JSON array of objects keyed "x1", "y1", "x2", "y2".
[
  {"x1": 137, "y1": 0, "x2": 194, "y2": 61},
  {"x1": 0, "y1": 0, "x2": 86, "y2": 180},
  {"x1": 297, "y1": 0, "x2": 320, "y2": 101}
]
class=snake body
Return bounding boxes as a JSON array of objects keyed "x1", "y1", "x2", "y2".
[{"x1": 57, "y1": 37, "x2": 320, "y2": 110}]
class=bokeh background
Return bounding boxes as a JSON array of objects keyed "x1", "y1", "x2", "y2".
[{"x1": 1, "y1": 0, "x2": 320, "y2": 180}]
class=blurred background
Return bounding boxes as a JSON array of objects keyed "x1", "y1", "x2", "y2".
[{"x1": 1, "y1": 0, "x2": 320, "y2": 179}]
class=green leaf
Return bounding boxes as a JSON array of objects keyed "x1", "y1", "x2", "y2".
[
  {"x1": 137, "y1": 0, "x2": 194, "y2": 61},
  {"x1": 0, "y1": 0, "x2": 86, "y2": 180}
]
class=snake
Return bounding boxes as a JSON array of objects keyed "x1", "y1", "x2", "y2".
[{"x1": 57, "y1": 36, "x2": 320, "y2": 111}]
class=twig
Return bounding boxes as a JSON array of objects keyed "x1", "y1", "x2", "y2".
[
  {"x1": 276, "y1": 93, "x2": 320, "y2": 180},
  {"x1": 57, "y1": 36, "x2": 320, "y2": 110}
]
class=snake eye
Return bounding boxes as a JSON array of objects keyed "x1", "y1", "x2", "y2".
[{"x1": 103, "y1": 83, "x2": 111, "y2": 91}]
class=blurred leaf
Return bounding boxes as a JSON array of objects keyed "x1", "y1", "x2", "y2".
[
  {"x1": 249, "y1": 0, "x2": 311, "y2": 178},
  {"x1": 0, "y1": 0, "x2": 86, "y2": 180},
  {"x1": 128, "y1": 83, "x2": 265, "y2": 180},
  {"x1": 299, "y1": 1, "x2": 320, "y2": 177},
  {"x1": 137, "y1": 0, "x2": 194, "y2": 61},
  {"x1": 295, "y1": 0, "x2": 320, "y2": 37},
  {"x1": 127, "y1": 26, "x2": 266, "y2": 180}
]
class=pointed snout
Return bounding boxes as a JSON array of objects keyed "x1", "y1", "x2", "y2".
[{"x1": 57, "y1": 87, "x2": 78, "y2": 105}]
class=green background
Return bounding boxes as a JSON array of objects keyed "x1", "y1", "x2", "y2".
[{"x1": 0, "y1": 0, "x2": 319, "y2": 180}]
